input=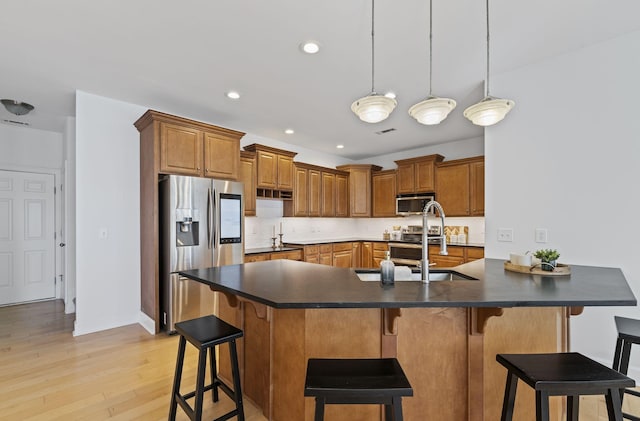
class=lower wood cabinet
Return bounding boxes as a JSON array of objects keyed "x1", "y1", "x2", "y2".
[
  {"x1": 372, "y1": 242, "x2": 388, "y2": 268},
  {"x1": 332, "y1": 243, "x2": 353, "y2": 268},
  {"x1": 427, "y1": 245, "x2": 484, "y2": 268},
  {"x1": 245, "y1": 249, "x2": 303, "y2": 263},
  {"x1": 245, "y1": 253, "x2": 271, "y2": 263},
  {"x1": 319, "y1": 244, "x2": 332, "y2": 265}
]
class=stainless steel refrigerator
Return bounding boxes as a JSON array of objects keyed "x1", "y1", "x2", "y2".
[{"x1": 159, "y1": 174, "x2": 244, "y2": 333}]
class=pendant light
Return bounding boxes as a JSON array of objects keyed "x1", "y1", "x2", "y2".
[
  {"x1": 464, "y1": 0, "x2": 514, "y2": 126},
  {"x1": 408, "y1": 0, "x2": 456, "y2": 125},
  {"x1": 351, "y1": 0, "x2": 397, "y2": 123}
]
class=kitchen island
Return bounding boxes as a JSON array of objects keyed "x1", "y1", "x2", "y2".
[{"x1": 180, "y1": 259, "x2": 636, "y2": 421}]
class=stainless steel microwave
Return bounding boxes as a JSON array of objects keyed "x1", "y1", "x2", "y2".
[{"x1": 395, "y1": 194, "x2": 435, "y2": 216}]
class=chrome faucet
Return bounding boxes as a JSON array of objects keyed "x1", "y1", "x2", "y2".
[{"x1": 421, "y1": 200, "x2": 448, "y2": 283}]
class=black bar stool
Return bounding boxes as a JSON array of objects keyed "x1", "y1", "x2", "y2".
[
  {"x1": 304, "y1": 358, "x2": 413, "y2": 421},
  {"x1": 169, "y1": 315, "x2": 245, "y2": 421},
  {"x1": 497, "y1": 352, "x2": 634, "y2": 421},
  {"x1": 613, "y1": 316, "x2": 640, "y2": 420}
]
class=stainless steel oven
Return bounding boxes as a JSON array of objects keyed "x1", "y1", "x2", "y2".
[{"x1": 388, "y1": 242, "x2": 423, "y2": 267}]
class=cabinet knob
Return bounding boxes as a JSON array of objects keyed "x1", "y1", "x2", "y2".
[
  {"x1": 197, "y1": 167, "x2": 201, "y2": 170},
  {"x1": 205, "y1": 168, "x2": 209, "y2": 172}
]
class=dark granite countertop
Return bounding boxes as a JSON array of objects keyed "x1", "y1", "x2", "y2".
[
  {"x1": 282, "y1": 238, "x2": 485, "y2": 248},
  {"x1": 180, "y1": 259, "x2": 636, "y2": 309}
]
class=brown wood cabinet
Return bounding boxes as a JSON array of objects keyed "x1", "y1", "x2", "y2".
[
  {"x1": 270, "y1": 249, "x2": 303, "y2": 261},
  {"x1": 361, "y1": 242, "x2": 373, "y2": 268},
  {"x1": 332, "y1": 243, "x2": 353, "y2": 268},
  {"x1": 290, "y1": 165, "x2": 310, "y2": 217},
  {"x1": 372, "y1": 170, "x2": 397, "y2": 217},
  {"x1": 395, "y1": 154, "x2": 444, "y2": 195},
  {"x1": 427, "y1": 245, "x2": 484, "y2": 267},
  {"x1": 372, "y1": 242, "x2": 388, "y2": 267},
  {"x1": 336, "y1": 164, "x2": 382, "y2": 217},
  {"x1": 435, "y1": 156, "x2": 485, "y2": 217},
  {"x1": 304, "y1": 245, "x2": 320, "y2": 263},
  {"x1": 245, "y1": 253, "x2": 271, "y2": 263},
  {"x1": 335, "y1": 173, "x2": 349, "y2": 217},
  {"x1": 352, "y1": 242, "x2": 361, "y2": 267},
  {"x1": 319, "y1": 244, "x2": 332, "y2": 265},
  {"x1": 321, "y1": 172, "x2": 335, "y2": 217},
  {"x1": 243, "y1": 144, "x2": 297, "y2": 195},
  {"x1": 239, "y1": 151, "x2": 256, "y2": 216},
  {"x1": 134, "y1": 109, "x2": 245, "y2": 331}
]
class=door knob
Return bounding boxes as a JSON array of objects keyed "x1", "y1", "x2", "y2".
[{"x1": 59, "y1": 243, "x2": 66, "y2": 247}]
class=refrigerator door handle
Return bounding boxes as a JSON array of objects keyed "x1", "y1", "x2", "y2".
[
  {"x1": 207, "y1": 188, "x2": 213, "y2": 249},
  {"x1": 212, "y1": 188, "x2": 217, "y2": 248}
]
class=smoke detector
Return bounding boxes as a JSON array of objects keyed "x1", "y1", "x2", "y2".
[{"x1": 1, "y1": 99, "x2": 34, "y2": 116}]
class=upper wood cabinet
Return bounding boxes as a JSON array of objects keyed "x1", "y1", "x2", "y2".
[
  {"x1": 395, "y1": 154, "x2": 444, "y2": 195},
  {"x1": 136, "y1": 110, "x2": 243, "y2": 180},
  {"x1": 243, "y1": 144, "x2": 297, "y2": 191},
  {"x1": 435, "y1": 156, "x2": 485, "y2": 217},
  {"x1": 336, "y1": 164, "x2": 382, "y2": 217},
  {"x1": 372, "y1": 170, "x2": 397, "y2": 217},
  {"x1": 240, "y1": 151, "x2": 257, "y2": 216},
  {"x1": 321, "y1": 172, "x2": 336, "y2": 217},
  {"x1": 335, "y1": 173, "x2": 349, "y2": 217}
]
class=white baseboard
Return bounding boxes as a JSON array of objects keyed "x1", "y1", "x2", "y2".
[{"x1": 138, "y1": 311, "x2": 155, "y2": 335}]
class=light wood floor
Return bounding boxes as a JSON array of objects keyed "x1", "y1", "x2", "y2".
[{"x1": 0, "y1": 300, "x2": 267, "y2": 421}]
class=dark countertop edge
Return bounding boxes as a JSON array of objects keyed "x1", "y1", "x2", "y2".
[{"x1": 245, "y1": 246, "x2": 302, "y2": 255}]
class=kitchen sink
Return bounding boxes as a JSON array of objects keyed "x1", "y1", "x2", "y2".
[{"x1": 355, "y1": 270, "x2": 477, "y2": 282}]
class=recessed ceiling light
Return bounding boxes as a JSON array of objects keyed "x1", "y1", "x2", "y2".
[
  {"x1": 284, "y1": 129, "x2": 295, "y2": 134},
  {"x1": 226, "y1": 91, "x2": 240, "y2": 100},
  {"x1": 336, "y1": 144, "x2": 344, "y2": 149},
  {"x1": 384, "y1": 92, "x2": 396, "y2": 99},
  {"x1": 300, "y1": 41, "x2": 320, "y2": 54}
]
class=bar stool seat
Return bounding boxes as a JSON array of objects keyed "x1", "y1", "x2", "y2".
[
  {"x1": 304, "y1": 358, "x2": 413, "y2": 421},
  {"x1": 497, "y1": 352, "x2": 634, "y2": 421},
  {"x1": 613, "y1": 316, "x2": 640, "y2": 420},
  {"x1": 169, "y1": 315, "x2": 245, "y2": 421}
]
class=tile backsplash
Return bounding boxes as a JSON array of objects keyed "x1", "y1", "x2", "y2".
[{"x1": 244, "y1": 199, "x2": 485, "y2": 248}]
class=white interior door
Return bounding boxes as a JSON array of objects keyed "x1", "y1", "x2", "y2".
[{"x1": 0, "y1": 170, "x2": 55, "y2": 305}]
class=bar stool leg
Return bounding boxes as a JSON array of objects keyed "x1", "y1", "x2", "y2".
[
  {"x1": 391, "y1": 396, "x2": 404, "y2": 421},
  {"x1": 169, "y1": 336, "x2": 187, "y2": 421},
  {"x1": 605, "y1": 388, "x2": 624, "y2": 421},
  {"x1": 193, "y1": 348, "x2": 208, "y2": 421},
  {"x1": 535, "y1": 391, "x2": 550, "y2": 421},
  {"x1": 208, "y1": 346, "x2": 219, "y2": 403},
  {"x1": 566, "y1": 395, "x2": 579, "y2": 421},
  {"x1": 501, "y1": 371, "x2": 518, "y2": 421},
  {"x1": 229, "y1": 339, "x2": 245, "y2": 421},
  {"x1": 613, "y1": 338, "x2": 624, "y2": 371},
  {"x1": 313, "y1": 396, "x2": 325, "y2": 421}
]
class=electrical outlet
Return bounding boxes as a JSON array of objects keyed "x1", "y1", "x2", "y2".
[
  {"x1": 98, "y1": 227, "x2": 108, "y2": 239},
  {"x1": 497, "y1": 228, "x2": 513, "y2": 242},
  {"x1": 535, "y1": 228, "x2": 548, "y2": 243}
]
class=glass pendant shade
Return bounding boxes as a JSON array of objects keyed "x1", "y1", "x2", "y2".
[
  {"x1": 408, "y1": 96, "x2": 456, "y2": 125},
  {"x1": 351, "y1": 93, "x2": 398, "y2": 123},
  {"x1": 463, "y1": 96, "x2": 514, "y2": 126}
]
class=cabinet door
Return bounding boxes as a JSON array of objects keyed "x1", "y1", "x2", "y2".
[
  {"x1": 335, "y1": 174, "x2": 349, "y2": 217},
  {"x1": 308, "y1": 169, "x2": 321, "y2": 217},
  {"x1": 240, "y1": 155, "x2": 256, "y2": 216},
  {"x1": 372, "y1": 172, "x2": 397, "y2": 217},
  {"x1": 396, "y1": 164, "x2": 415, "y2": 195},
  {"x1": 321, "y1": 172, "x2": 336, "y2": 217},
  {"x1": 332, "y1": 250, "x2": 353, "y2": 268},
  {"x1": 203, "y1": 131, "x2": 239, "y2": 180},
  {"x1": 352, "y1": 242, "x2": 361, "y2": 268},
  {"x1": 436, "y1": 164, "x2": 470, "y2": 216},
  {"x1": 256, "y1": 150, "x2": 278, "y2": 188},
  {"x1": 277, "y1": 155, "x2": 294, "y2": 190},
  {"x1": 160, "y1": 122, "x2": 203, "y2": 176},
  {"x1": 293, "y1": 166, "x2": 309, "y2": 216},
  {"x1": 415, "y1": 159, "x2": 436, "y2": 192},
  {"x1": 470, "y1": 160, "x2": 485, "y2": 216},
  {"x1": 304, "y1": 245, "x2": 320, "y2": 263},
  {"x1": 245, "y1": 253, "x2": 270, "y2": 263},
  {"x1": 361, "y1": 242, "x2": 373, "y2": 268},
  {"x1": 319, "y1": 253, "x2": 332, "y2": 266},
  {"x1": 348, "y1": 168, "x2": 372, "y2": 217}
]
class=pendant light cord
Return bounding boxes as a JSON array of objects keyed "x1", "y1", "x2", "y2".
[
  {"x1": 485, "y1": 0, "x2": 490, "y2": 98},
  {"x1": 428, "y1": 0, "x2": 433, "y2": 97},
  {"x1": 371, "y1": 0, "x2": 376, "y2": 94}
]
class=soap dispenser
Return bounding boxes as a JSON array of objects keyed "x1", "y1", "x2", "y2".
[{"x1": 380, "y1": 251, "x2": 395, "y2": 285}]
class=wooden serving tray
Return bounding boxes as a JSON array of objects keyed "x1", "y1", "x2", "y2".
[{"x1": 504, "y1": 261, "x2": 571, "y2": 276}]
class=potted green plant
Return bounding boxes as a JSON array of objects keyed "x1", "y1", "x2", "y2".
[{"x1": 534, "y1": 249, "x2": 560, "y2": 271}]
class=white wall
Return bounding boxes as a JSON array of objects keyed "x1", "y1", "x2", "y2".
[
  {"x1": 0, "y1": 123, "x2": 63, "y2": 169},
  {"x1": 74, "y1": 91, "x2": 145, "y2": 335},
  {"x1": 486, "y1": 30, "x2": 640, "y2": 371},
  {"x1": 63, "y1": 117, "x2": 76, "y2": 313}
]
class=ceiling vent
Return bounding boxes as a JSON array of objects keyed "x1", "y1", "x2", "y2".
[{"x1": 375, "y1": 128, "x2": 396, "y2": 135}]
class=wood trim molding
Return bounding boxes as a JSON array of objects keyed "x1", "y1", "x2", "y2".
[
  {"x1": 570, "y1": 306, "x2": 584, "y2": 316},
  {"x1": 469, "y1": 307, "x2": 504, "y2": 335},
  {"x1": 243, "y1": 143, "x2": 298, "y2": 158},
  {"x1": 133, "y1": 109, "x2": 245, "y2": 139},
  {"x1": 216, "y1": 289, "x2": 270, "y2": 321},
  {"x1": 383, "y1": 308, "x2": 402, "y2": 335}
]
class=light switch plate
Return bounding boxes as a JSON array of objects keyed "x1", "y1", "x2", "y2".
[{"x1": 535, "y1": 228, "x2": 548, "y2": 243}]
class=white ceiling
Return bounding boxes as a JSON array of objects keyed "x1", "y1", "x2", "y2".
[{"x1": 1, "y1": 0, "x2": 639, "y2": 159}]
